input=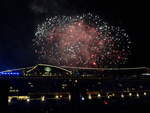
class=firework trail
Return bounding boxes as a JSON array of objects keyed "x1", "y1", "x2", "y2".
[{"x1": 33, "y1": 13, "x2": 131, "y2": 68}]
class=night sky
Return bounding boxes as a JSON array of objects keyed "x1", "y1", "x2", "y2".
[{"x1": 0, "y1": 0, "x2": 149, "y2": 70}]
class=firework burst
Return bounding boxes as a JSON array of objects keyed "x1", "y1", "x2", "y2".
[{"x1": 33, "y1": 13, "x2": 131, "y2": 68}]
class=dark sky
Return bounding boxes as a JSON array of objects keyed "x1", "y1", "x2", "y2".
[{"x1": 0, "y1": 0, "x2": 149, "y2": 70}]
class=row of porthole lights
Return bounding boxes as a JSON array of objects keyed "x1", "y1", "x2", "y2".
[
  {"x1": 0, "y1": 72, "x2": 20, "y2": 76},
  {"x1": 8, "y1": 95, "x2": 67, "y2": 103},
  {"x1": 8, "y1": 97, "x2": 44, "y2": 103},
  {"x1": 81, "y1": 92, "x2": 148, "y2": 101},
  {"x1": 8, "y1": 92, "x2": 148, "y2": 103},
  {"x1": 121, "y1": 92, "x2": 147, "y2": 98}
]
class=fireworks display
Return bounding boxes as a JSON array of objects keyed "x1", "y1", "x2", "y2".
[{"x1": 33, "y1": 13, "x2": 131, "y2": 68}]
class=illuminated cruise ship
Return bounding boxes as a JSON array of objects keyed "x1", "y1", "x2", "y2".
[{"x1": 0, "y1": 64, "x2": 150, "y2": 113}]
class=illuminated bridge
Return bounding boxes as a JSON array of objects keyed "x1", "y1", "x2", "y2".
[{"x1": 0, "y1": 64, "x2": 150, "y2": 113}]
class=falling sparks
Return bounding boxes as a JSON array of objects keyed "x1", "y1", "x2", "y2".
[{"x1": 33, "y1": 13, "x2": 131, "y2": 68}]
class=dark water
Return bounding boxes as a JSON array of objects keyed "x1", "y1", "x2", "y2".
[{"x1": 8, "y1": 99, "x2": 150, "y2": 113}]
